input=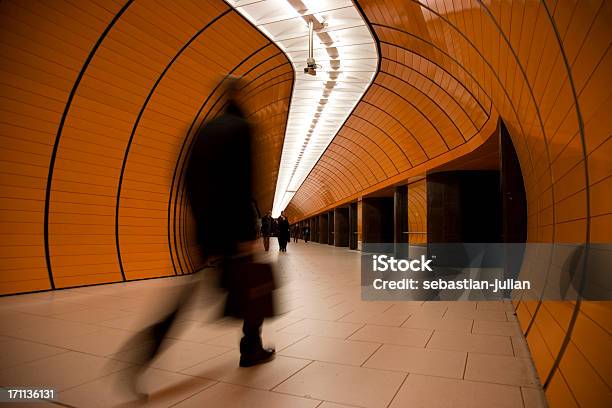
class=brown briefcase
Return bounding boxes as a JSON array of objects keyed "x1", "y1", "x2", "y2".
[{"x1": 222, "y1": 257, "x2": 277, "y2": 320}]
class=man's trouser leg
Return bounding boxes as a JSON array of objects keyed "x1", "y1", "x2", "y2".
[
  {"x1": 263, "y1": 236, "x2": 269, "y2": 251},
  {"x1": 240, "y1": 316, "x2": 263, "y2": 354}
]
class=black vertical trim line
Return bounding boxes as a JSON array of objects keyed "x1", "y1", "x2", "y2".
[
  {"x1": 115, "y1": 9, "x2": 232, "y2": 279},
  {"x1": 181, "y1": 189, "x2": 192, "y2": 274},
  {"x1": 43, "y1": 0, "x2": 135, "y2": 289},
  {"x1": 540, "y1": 0, "x2": 590, "y2": 390}
]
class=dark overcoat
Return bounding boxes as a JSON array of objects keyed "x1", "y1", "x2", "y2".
[{"x1": 184, "y1": 102, "x2": 258, "y2": 257}]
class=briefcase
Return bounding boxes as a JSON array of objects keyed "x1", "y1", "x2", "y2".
[{"x1": 222, "y1": 258, "x2": 277, "y2": 320}]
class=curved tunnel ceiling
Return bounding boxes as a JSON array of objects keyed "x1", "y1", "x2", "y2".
[
  {"x1": 228, "y1": 0, "x2": 377, "y2": 216},
  {"x1": 285, "y1": 0, "x2": 610, "y2": 251}
]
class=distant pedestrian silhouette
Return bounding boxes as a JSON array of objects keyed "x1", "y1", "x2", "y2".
[
  {"x1": 261, "y1": 211, "x2": 272, "y2": 251},
  {"x1": 277, "y1": 211, "x2": 290, "y2": 252}
]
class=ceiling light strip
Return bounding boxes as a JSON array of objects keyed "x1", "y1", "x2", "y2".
[{"x1": 227, "y1": 0, "x2": 377, "y2": 217}]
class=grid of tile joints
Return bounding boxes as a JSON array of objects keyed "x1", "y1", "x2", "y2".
[{"x1": 0, "y1": 241, "x2": 546, "y2": 408}]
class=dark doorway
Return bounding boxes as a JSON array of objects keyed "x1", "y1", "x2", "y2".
[
  {"x1": 334, "y1": 207, "x2": 349, "y2": 247},
  {"x1": 328, "y1": 211, "x2": 334, "y2": 245},
  {"x1": 349, "y1": 202, "x2": 358, "y2": 250},
  {"x1": 362, "y1": 197, "x2": 394, "y2": 244},
  {"x1": 500, "y1": 120, "x2": 527, "y2": 243},
  {"x1": 427, "y1": 171, "x2": 501, "y2": 243},
  {"x1": 319, "y1": 214, "x2": 329, "y2": 244}
]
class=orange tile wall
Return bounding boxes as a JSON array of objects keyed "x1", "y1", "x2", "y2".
[
  {"x1": 287, "y1": 1, "x2": 611, "y2": 406},
  {"x1": 0, "y1": 0, "x2": 292, "y2": 293}
]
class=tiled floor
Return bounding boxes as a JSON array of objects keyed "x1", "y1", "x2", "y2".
[{"x1": 0, "y1": 241, "x2": 547, "y2": 407}]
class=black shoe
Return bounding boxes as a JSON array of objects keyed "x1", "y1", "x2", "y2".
[{"x1": 239, "y1": 348, "x2": 276, "y2": 367}]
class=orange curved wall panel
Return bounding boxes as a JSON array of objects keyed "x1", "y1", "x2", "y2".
[
  {"x1": 407, "y1": 178, "x2": 426, "y2": 245},
  {"x1": 286, "y1": 1, "x2": 611, "y2": 406},
  {"x1": 0, "y1": 0, "x2": 292, "y2": 294}
]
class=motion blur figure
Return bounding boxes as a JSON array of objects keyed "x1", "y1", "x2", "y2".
[
  {"x1": 118, "y1": 78, "x2": 275, "y2": 399},
  {"x1": 293, "y1": 224, "x2": 300, "y2": 243},
  {"x1": 277, "y1": 211, "x2": 290, "y2": 251},
  {"x1": 261, "y1": 210, "x2": 272, "y2": 251},
  {"x1": 184, "y1": 77, "x2": 276, "y2": 367}
]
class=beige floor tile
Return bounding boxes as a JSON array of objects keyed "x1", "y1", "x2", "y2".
[
  {"x1": 333, "y1": 301, "x2": 392, "y2": 314},
  {"x1": 464, "y1": 353, "x2": 540, "y2": 387},
  {"x1": 61, "y1": 327, "x2": 149, "y2": 357},
  {"x1": 348, "y1": 325, "x2": 432, "y2": 347},
  {"x1": 424, "y1": 301, "x2": 462, "y2": 309},
  {"x1": 445, "y1": 309, "x2": 508, "y2": 322},
  {"x1": 364, "y1": 344, "x2": 467, "y2": 378},
  {"x1": 388, "y1": 373, "x2": 524, "y2": 408},
  {"x1": 58, "y1": 366, "x2": 215, "y2": 408},
  {"x1": 52, "y1": 307, "x2": 134, "y2": 323},
  {"x1": 445, "y1": 301, "x2": 478, "y2": 313},
  {"x1": 8, "y1": 319, "x2": 102, "y2": 347},
  {"x1": 166, "y1": 321, "x2": 237, "y2": 343},
  {"x1": 0, "y1": 290, "x2": 73, "y2": 304},
  {"x1": 402, "y1": 315, "x2": 473, "y2": 332},
  {"x1": 0, "y1": 351, "x2": 130, "y2": 391},
  {"x1": 472, "y1": 320, "x2": 523, "y2": 336},
  {"x1": 112, "y1": 339, "x2": 231, "y2": 372},
  {"x1": 182, "y1": 352, "x2": 311, "y2": 390},
  {"x1": 0, "y1": 242, "x2": 544, "y2": 407},
  {"x1": 205, "y1": 329, "x2": 307, "y2": 352},
  {"x1": 273, "y1": 361, "x2": 405, "y2": 408},
  {"x1": 263, "y1": 315, "x2": 304, "y2": 332},
  {"x1": 59, "y1": 294, "x2": 134, "y2": 310},
  {"x1": 201, "y1": 329, "x2": 240, "y2": 350},
  {"x1": 318, "y1": 403, "x2": 359, "y2": 408},
  {"x1": 511, "y1": 336, "x2": 532, "y2": 358},
  {"x1": 279, "y1": 336, "x2": 380, "y2": 366},
  {"x1": 8, "y1": 300, "x2": 87, "y2": 317},
  {"x1": 427, "y1": 331, "x2": 514, "y2": 355},
  {"x1": 521, "y1": 386, "x2": 548, "y2": 408},
  {"x1": 266, "y1": 331, "x2": 309, "y2": 351},
  {"x1": 280, "y1": 319, "x2": 363, "y2": 339},
  {"x1": 407, "y1": 308, "x2": 447, "y2": 319},
  {"x1": 0, "y1": 313, "x2": 63, "y2": 335},
  {"x1": 174, "y1": 382, "x2": 320, "y2": 408},
  {"x1": 0, "y1": 338, "x2": 68, "y2": 369},
  {"x1": 285, "y1": 305, "x2": 352, "y2": 321},
  {"x1": 338, "y1": 310, "x2": 411, "y2": 326},
  {"x1": 95, "y1": 314, "x2": 158, "y2": 331},
  {"x1": 382, "y1": 303, "x2": 424, "y2": 316},
  {"x1": 476, "y1": 301, "x2": 515, "y2": 311}
]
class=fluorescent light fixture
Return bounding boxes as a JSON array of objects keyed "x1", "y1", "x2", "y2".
[{"x1": 227, "y1": 0, "x2": 377, "y2": 217}]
